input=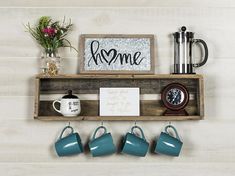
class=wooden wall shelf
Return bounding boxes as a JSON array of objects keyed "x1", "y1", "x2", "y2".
[{"x1": 34, "y1": 74, "x2": 204, "y2": 121}]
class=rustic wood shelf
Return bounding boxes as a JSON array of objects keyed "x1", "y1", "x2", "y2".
[
  {"x1": 36, "y1": 116, "x2": 202, "y2": 121},
  {"x1": 34, "y1": 74, "x2": 204, "y2": 121}
]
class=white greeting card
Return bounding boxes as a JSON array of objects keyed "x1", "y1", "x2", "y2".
[{"x1": 99, "y1": 88, "x2": 140, "y2": 116}]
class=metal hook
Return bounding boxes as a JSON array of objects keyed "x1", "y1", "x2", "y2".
[
  {"x1": 169, "y1": 121, "x2": 172, "y2": 125},
  {"x1": 134, "y1": 120, "x2": 137, "y2": 127},
  {"x1": 101, "y1": 121, "x2": 104, "y2": 127},
  {"x1": 68, "y1": 121, "x2": 71, "y2": 127}
]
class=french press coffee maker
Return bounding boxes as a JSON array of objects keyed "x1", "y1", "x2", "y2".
[{"x1": 173, "y1": 26, "x2": 208, "y2": 74}]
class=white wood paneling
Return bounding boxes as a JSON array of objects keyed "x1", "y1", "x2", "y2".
[
  {"x1": 0, "y1": 119, "x2": 235, "y2": 163},
  {"x1": 0, "y1": 8, "x2": 234, "y2": 59},
  {"x1": 0, "y1": 163, "x2": 235, "y2": 176},
  {"x1": 1, "y1": 0, "x2": 235, "y2": 8}
]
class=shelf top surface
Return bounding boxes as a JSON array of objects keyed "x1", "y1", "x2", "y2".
[
  {"x1": 36, "y1": 74, "x2": 203, "y2": 79},
  {"x1": 35, "y1": 115, "x2": 202, "y2": 121}
]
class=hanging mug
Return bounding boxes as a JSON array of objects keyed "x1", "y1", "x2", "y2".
[
  {"x1": 55, "y1": 125, "x2": 84, "y2": 157},
  {"x1": 89, "y1": 126, "x2": 116, "y2": 157},
  {"x1": 121, "y1": 125, "x2": 149, "y2": 157},
  {"x1": 154, "y1": 125, "x2": 183, "y2": 156},
  {"x1": 52, "y1": 90, "x2": 81, "y2": 117}
]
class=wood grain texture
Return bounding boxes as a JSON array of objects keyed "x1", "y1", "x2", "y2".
[
  {"x1": 36, "y1": 74, "x2": 203, "y2": 79},
  {"x1": 35, "y1": 75, "x2": 203, "y2": 120},
  {"x1": 36, "y1": 115, "x2": 202, "y2": 121},
  {"x1": 1, "y1": 163, "x2": 235, "y2": 176},
  {"x1": 0, "y1": 95, "x2": 232, "y2": 120},
  {"x1": 0, "y1": 57, "x2": 234, "y2": 97},
  {"x1": 198, "y1": 76, "x2": 205, "y2": 118},
  {"x1": 0, "y1": 3, "x2": 235, "y2": 176},
  {"x1": 34, "y1": 78, "x2": 40, "y2": 117},
  {"x1": 36, "y1": 100, "x2": 199, "y2": 121},
  {"x1": 1, "y1": 0, "x2": 235, "y2": 7},
  {"x1": 37, "y1": 74, "x2": 201, "y2": 94},
  {"x1": 0, "y1": 119, "x2": 235, "y2": 163},
  {"x1": 0, "y1": 8, "x2": 235, "y2": 59}
]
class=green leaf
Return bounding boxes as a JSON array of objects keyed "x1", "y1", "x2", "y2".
[{"x1": 25, "y1": 16, "x2": 78, "y2": 54}]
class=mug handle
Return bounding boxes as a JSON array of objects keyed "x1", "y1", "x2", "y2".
[
  {"x1": 164, "y1": 125, "x2": 181, "y2": 141},
  {"x1": 192, "y1": 39, "x2": 209, "y2": 68},
  {"x1": 131, "y1": 126, "x2": 146, "y2": 141},
  {"x1": 58, "y1": 126, "x2": 74, "y2": 140},
  {"x1": 92, "y1": 126, "x2": 107, "y2": 140},
  {"x1": 53, "y1": 100, "x2": 61, "y2": 114}
]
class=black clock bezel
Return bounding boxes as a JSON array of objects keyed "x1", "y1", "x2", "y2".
[{"x1": 161, "y1": 83, "x2": 189, "y2": 111}]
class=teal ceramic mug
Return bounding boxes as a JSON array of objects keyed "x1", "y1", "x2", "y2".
[
  {"x1": 55, "y1": 126, "x2": 83, "y2": 157},
  {"x1": 154, "y1": 125, "x2": 183, "y2": 156},
  {"x1": 121, "y1": 126, "x2": 149, "y2": 157},
  {"x1": 89, "y1": 126, "x2": 116, "y2": 157}
]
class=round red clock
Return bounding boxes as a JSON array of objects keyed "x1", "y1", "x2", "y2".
[{"x1": 161, "y1": 83, "x2": 189, "y2": 115}]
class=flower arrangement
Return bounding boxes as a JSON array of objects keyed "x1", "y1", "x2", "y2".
[{"x1": 25, "y1": 16, "x2": 77, "y2": 55}]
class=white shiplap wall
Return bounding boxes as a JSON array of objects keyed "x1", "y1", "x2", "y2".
[{"x1": 0, "y1": 1, "x2": 235, "y2": 176}]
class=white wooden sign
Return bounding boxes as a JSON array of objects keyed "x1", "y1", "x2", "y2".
[
  {"x1": 79, "y1": 34, "x2": 155, "y2": 74},
  {"x1": 99, "y1": 88, "x2": 140, "y2": 116}
]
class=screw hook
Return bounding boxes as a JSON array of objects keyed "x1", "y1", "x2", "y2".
[
  {"x1": 101, "y1": 121, "x2": 104, "y2": 127},
  {"x1": 68, "y1": 121, "x2": 71, "y2": 127},
  {"x1": 134, "y1": 120, "x2": 137, "y2": 127}
]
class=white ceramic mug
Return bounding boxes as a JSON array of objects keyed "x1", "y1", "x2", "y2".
[{"x1": 53, "y1": 98, "x2": 81, "y2": 117}]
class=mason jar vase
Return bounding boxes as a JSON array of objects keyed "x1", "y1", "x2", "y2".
[{"x1": 40, "y1": 50, "x2": 61, "y2": 76}]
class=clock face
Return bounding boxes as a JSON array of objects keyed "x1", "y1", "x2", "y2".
[
  {"x1": 161, "y1": 83, "x2": 189, "y2": 111},
  {"x1": 166, "y1": 88, "x2": 185, "y2": 105}
]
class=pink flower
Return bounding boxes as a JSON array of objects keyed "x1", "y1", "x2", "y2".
[{"x1": 42, "y1": 27, "x2": 56, "y2": 37}]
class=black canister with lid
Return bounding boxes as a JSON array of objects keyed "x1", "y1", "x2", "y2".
[{"x1": 62, "y1": 90, "x2": 78, "y2": 99}]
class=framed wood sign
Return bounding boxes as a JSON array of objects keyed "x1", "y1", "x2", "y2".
[{"x1": 79, "y1": 34, "x2": 155, "y2": 74}]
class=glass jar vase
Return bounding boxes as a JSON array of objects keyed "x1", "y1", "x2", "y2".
[{"x1": 41, "y1": 50, "x2": 61, "y2": 76}]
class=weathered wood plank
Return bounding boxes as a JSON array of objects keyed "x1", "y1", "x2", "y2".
[
  {"x1": 34, "y1": 79, "x2": 40, "y2": 118},
  {"x1": 198, "y1": 76, "x2": 205, "y2": 118},
  {"x1": 37, "y1": 100, "x2": 198, "y2": 118},
  {"x1": 0, "y1": 57, "x2": 234, "y2": 97},
  {"x1": 36, "y1": 115, "x2": 202, "y2": 121},
  {"x1": 39, "y1": 76, "x2": 200, "y2": 94},
  {"x1": 0, "y1": 95, "x2": 232, "y2": 120},
  {"x1": 37, "y1": 74, "x2": 203, "y2": 79},
  {"x1": 35, "y1": 75, "x2": 203, "y2": 120}
]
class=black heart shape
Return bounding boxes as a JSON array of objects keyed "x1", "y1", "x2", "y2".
[{"x1": 101, "y1": 49, "x2": 117, "y2": 65}]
